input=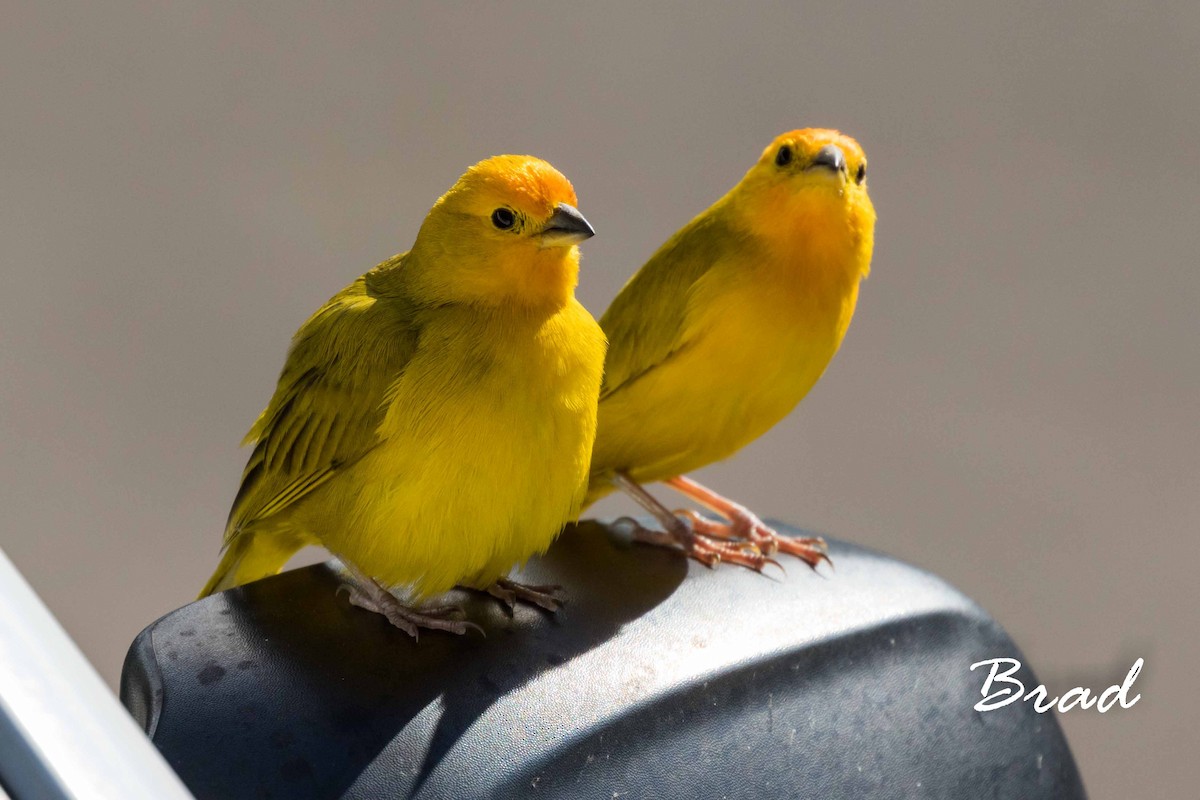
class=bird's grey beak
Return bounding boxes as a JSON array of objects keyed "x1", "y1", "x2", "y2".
[
  {"x1": 540, "y1": 203, "x2": 595, "y2": 246},
  {"x1": 808, "y1": 145, "x2": 847, "y2": 175}
]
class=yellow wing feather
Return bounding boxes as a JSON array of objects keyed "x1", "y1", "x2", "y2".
[
  {"x1": 224, "y1": 262, "x2": 418, "y2": 543},
  {"x1": 599, "y1": 215, "x2": 742, "y2": 401}
]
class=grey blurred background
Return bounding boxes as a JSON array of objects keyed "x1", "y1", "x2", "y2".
[{"x1": 2, "y1": 2, "x2": 1196, "y2": 796}]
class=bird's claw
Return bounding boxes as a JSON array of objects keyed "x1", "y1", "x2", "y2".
[
  {"x1": 692, "y1": 532, "x2": 782, "y2": 573},
  {"x1": 676, "y1": 508, "x2": 830, "y2": 572},
  {"x1": 486, "y1": 578, "x2": 566, "y2": 613},
  {"x1": 618, "y1": 515, "x2": 777, "y2": 573},
  {"x1": 338, "y1": 581, "x2": 482, "y2": 639},
  {"x1": 772, "y1": 534, "x2": 832, "y2": 570}
]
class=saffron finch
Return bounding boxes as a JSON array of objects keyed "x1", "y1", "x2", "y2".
[
  {"x1": 199, "y1": 155, "x2": 606, "y2": 636},
  {"x1": 586, "y1": 129, "x2": 875, "y2": 570}
]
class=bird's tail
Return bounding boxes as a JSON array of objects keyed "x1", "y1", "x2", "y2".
[{"x1": 198, "y1": 532, "x2": 304, "y2": 599}]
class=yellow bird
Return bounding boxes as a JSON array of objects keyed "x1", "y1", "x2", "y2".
[
  {"x1": 199, "y1": 156, "x2": 606, "y2": 636},
  {"x1": 586, "y1": 129, "x2": 875, "y2": 570}
]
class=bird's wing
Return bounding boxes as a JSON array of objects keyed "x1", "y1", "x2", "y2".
[
  {"x1": 599, "y1": 214, "x2": 733, "y2": 401},
  {"x1": 224, "y1": 268, "x2": 419, "y2": 542}
]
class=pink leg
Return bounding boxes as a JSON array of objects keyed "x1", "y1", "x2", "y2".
[
  {"x1": 665, "y1": 476, "x2": 830, "y2": 570},
  {"x1": 611, "y1": 472, "x2": 779, "y2": 573}
]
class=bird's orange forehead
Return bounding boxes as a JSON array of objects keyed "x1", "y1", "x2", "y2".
[
  {"x1": 762, "y1": 129, "x2": 866, "y2": 164},
  {"x1": 461, "y1": 155, "x2": 578, "y2": 214}
]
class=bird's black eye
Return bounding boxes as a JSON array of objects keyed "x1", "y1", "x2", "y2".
[
  {"x1": 775, "y1": 145, "x2": 793, "y2": 167},
  {"x1": 855, "y1": 164, "x2": 866, "y2": 184},
  {"x1": 491, "y1": 208, "x2": 515, "y2": 230}
]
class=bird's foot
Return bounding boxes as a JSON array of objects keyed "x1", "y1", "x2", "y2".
[
  {"x1": 664, "y1": 476, "x2": 831, "y2": 570},
  {"x1": 337, "y1": 580, "x2": 482, "y2": 639},
  {"x1": 675, "y1": 508, "x2": 830, "y2": 571},
  {"x1": 615, "y1": 516, "x2": 779, "y2": 573},
  {"x1": 485, "y1": 578, "x2": 566, "y2": 613}
]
